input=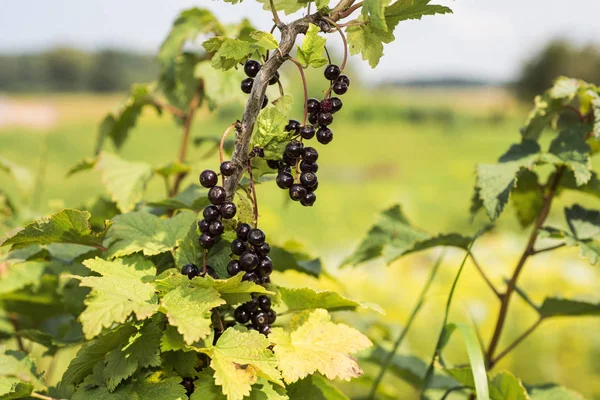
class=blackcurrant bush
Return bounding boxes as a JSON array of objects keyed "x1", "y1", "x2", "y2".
[
  {"x1": 318, "y1": 112, "x2": 333, "y2": 126},
  {"x1": 285, "y1": 141, "x2": 303, "y2": 158},
  {"x1": 307, "y1": 98, "x2": 320, "y2": 114},
  {"x1": 240, "y1": 251, "x2": 259, "y2": 271},
  {"x1": 320, "y1": 99, "x2": 334, "y2": 113},
  {"x1": 237, "y1": 223, "x2": 251, "y2": 241},
  {"x1": 331, "y1": 97, "x2": 343, "y2": 112},
  {"x1": 227, "y1": 260, "x2": 241, "y2": 276},
  {"x1": 300, "y1": 160, "x2": 318, "y2": 173},
  {"x1": 262, "y1": 95, "x2": 269, "y2": 109},
  {"x1": 199, "y1": 233, "x2": 215, "y2": 249},
  {"x1": 317, "y1": 127, "x2": 333, "y2": 144},
  {"x1": 242, "y1": 271, "x2": 259, "y2": 282},
  {"x1": 231, "y1": 239, "x2": 246, "y2": 255},
  {"x1": 300, "y1": 172, "x2": 318, "y2": 189},
  {"x1": 266, "y1": 309, "x2": 277, "y2": 324},
  {"x1": 333, "y1": 81, "x2": 348, "y2": 95},
  {"x1": 308, "y1": 113, "x2": 318, "y2": 125},
  {"x1": 203, "y1": 205, "x2": 220, "y2": 221},
  {"x1": 324, "y1": 64, "x2": 341, "y2": 81},
  {"x1": 301, "y1": 191, "x2": 316, "y2": 207},
  {"x1": 276, "y1": 171, "x2": 294, "y2": 189},
  {"x1": 199, "y1": 169, "x2": 218, "y2": 188},
  {"x1": 198, "y1": 219, "x2": 210, "y2": 233},
  {"x1": 208, "y1": 186, "x2": 226, "y2": 205},
  {"x1": 299, "y1": 125, "x2": 315, "y2": 140},
  {"x1": 181, "y1": 264, "x2": 199, "y2": 279},
  {"x1": 289, "y1": 184, "x2": 307, "y2": 201},
  {"x1": 244, "y1": 59, "x2": 261, "y2": 78},
  {"x1": 248, "y1": 229, "x2": 266, "y2": 246},
  {"x1": 220, "y1": 202, "x2": 237, "y2": 219},
  {"x1": 302, "y1": 147, "x2": 318, "y2": 163},
  {"x1": 337, "y1": 75, "x2": 350, "y2": 86},
  {"x1": 234, "y1": 307, "x2": 250, "y2": 324},
  {"x1": 269, "y1": 71, "x2": 280, "y2": 85},
  {"x1": 258, "y1": 295, "x2": 271, "y2": 310},
  {"x1": 241, "y1": 78, "x2": 253, "y2": 94},
  {"x1": 220, "y1": 161, "x2": 235, "y2": 177},
  {"x1": 285, "y1": 119, "x2": 301, "y2": 133},
  {"x1": 209, "y1": 220, "x2": 224, "y2": 236},
  {"x1": 256, "y1": 242, "x2": 271, "y2": 256},
  {"x1": 252, "y1": 311, "x2": 269, "y2": 327}
]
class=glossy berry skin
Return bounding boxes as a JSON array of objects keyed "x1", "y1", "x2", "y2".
[
  {"x1": 320, "y1": 99, "x2": 334, "y2": 113},
  {"x1": 220, "y1": 202, "x2": 237, "y2": 219},
  {"x1": 266, "y1": 309, "x2": 277, "y2": 324},
  {"x1": 262, "y1": 96, "x2": 269, "y2": 109},
  {"x1": 269, "y1": 71, "x2": 280, "y2": 85},
  {"x1": 234, "y1": 307, "x2": 250, "y2": 324},
  {"x1": 302, "y1": 147, "x2": 318, "y2": 163},
  {"x1": 285, "y1": 119, "x2": 301, "y2": 133},
  {"x1": 208, "y1": 186, "x2": 227, "y2": 205},
  {"x1": 267, "y1": 159, "x2": 282, "y2": 169},
  {"x1": 289, "y1": 184, "x2": 307, "y2": 201},
  {"x1": 240, "y1": 251, "x2": 259, "y2": 271},
  {"x1": 299, "y1": 125, "x2": 315, "y2": 140},
  {"x1": 276, "y1": 171, "x2": 294, "y2": 189},
  {"x1": 317, "y1": 127, "x2": 333, "y2": 144},
  {"x1": 282, "y1": 154, "x2": 297, "y2": 167},
  {"x1": 261, "y1": 276, "x2": 271, "y2": 284},
  {"x1": 248, "y1": 229, "x2": 266, "y2": 246},
  {"x1": 181, "y1": 264, "x2": 199, "y2": 279},
  {"x1": 300, "y1": 172, "x2": 318, "y2": 189},
  {"x1": 199, "y1": 170, "x2": 218, "y2": 188},
  {"x1": 258, "y1": 325, "x2": 270, "y2": 336},
  {"x1": 259, "y1": 256, "x2": 273, "y2": 271},
  {"x1": 241, "y1": 78, "x2": 253, "y2": 94},
  {"x1": 237, "y1": 223, "x2": 252, "y2": 241},
  {"x1": 331, "y1": 97, "x2": 343, "y2": 112},
  {"x1": 257, "y1": 260, "x2": 273, "y2": 277},
  {"x1": 307, "y1": 98, "x2": 320, "y2": 114},
  {"x1": 308, "y1": 113, "x2": 318, "y2": 125},
  {"x1": 244, "y1": 298, "x2": 260, "y2": 312},
  {"x1": 220, "y1": 161, "x2": 235, "y2": 177},
  {"x1": 203, "y1": 205, "x2": 220, "y2": 221},
  {"x1": 252, "y1": 311, "x2": 269, "y2": 327},
  {"x1": 209, "y1": 220, "x2": 224, "y2": 236},
  {"x1": 324, "y1": 64, "x2": 341, "y2": 81},
  {"x1": 301, "y1": 191, "x2": 316, "y2": 207},
  {"x1": 244, "y1": 60, "x2": 261, "y2": 78},
  {"x1": 333, "y1": 81, "x2": 348, "y2": 95},
  {"x1": 285, "y1": 141, "x2": 303, "y2": 158},
  {"x1": 231, "y1": 239, "x2": 246, "y2": 256},
  {"x1": 256, "y1": 242, "x2": 270, "y2": 256},
  {"x1": 199, "y1": 233, "x2": 215, "y2": 249},
  {"x1": 242, "y1": 271, "x2": 259, "y2": 282},
  {"x1": 318, "y1": 112, "x2": 333, "y2": 126},
  {"x1": 227, "y1": 260, "x2": 242, "y2": 276},
  {"x1": 300, "y1": 160, "x2": 318, "y2": 173},
  {"x1": 337, "y1": 75, "x2": 350, "y2": 86},
  {"x1": 198, "y1": 219, "x2": 210, "y2": 233},
  {"x1": 258, "y1": 296, "x2": 271, "y2": 310}
]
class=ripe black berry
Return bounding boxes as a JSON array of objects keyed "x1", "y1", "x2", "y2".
[
  {"x1": 209, "y1": 220, "x2": 224, "y2": 236},
  {"x1": 182, "y1": 377, "x2": 195, "y2": 396},
  {"x1": 199, "y1": 170, "x2": 218, "y2": 188},
  {"x1": 181, "y1": 264, "x2": 199, "y2": 279},
  {"x1": 227, "y1": 260, "x2": 241, "y2": 276},
  {"x1": 289, "y1": 184, "x2": 307, "y2": 201},
  {"x1": 300, "y1": 160, "x2": 318, "y2": 173},
  {"x1": 261, "y1": 276, "x2": 271, "y2": 284},
  {"x1": 244, "y1": 298, "x2": 260, "y2": 312},
  {"x1": 318, "y1": 112, "x2": 333, "y2": 126},
  {"x1": 220, "y1": 161, "x2": 235, "y2": 177},
  {"x1": 300, "y1": 172, "x2": 318, "y2": 189},
  {"x1": 259, "y1": 256, "x2": 273, "y2": 271},
  {"x1": 262, "y1": 95, "x2": 269, "y2": 109},
  {"x1": 333, "y1": 81, "x2": 348, "y2": 95},
  {"x1": 257, "y1": 260, "x2": 273, "y2": 277},
  {"x1": 337, "y1": 75, "x2": 350, "y2": 86},
  {"x1": 276, "y1": 171, "x2": 294, "y2": 189},
  {"x1": 267, "y1": 159, "x2": 282, "y2": 169},
  {"x1": 241, "y1": 78, "x2": 253, "y2": 94},
  {"x1": 301, "y1": 191, "x2": 316, "y2": 207},
  {"x1": 244, "y1": 60, "x2": 261, "y2": 78},
  {"x1": 258, "y1": 295, "x2": 271, "y2": 310},
  {"x1": 285, "y1": 141, "x2": 303, "y2": 158},
  {"x1": 237, "y1": 223, "x2": 251, "y2": 241},
  {"x1": 234, "y1": 307, "x2": 250, "y2": 323},
  {"x1": 199, "y1": 233, "x2": 215, "y2": 249},
  {"x1": 258, "y1": 325, "x2": 270, "y2": 336},
  {"x1": 285, "y1": 119, "x2": 301, "y2": 133},
  {"x1": 317, "y1": 127, "x2": 333, "y2": 144},
  {"x1": 283, "y1": 154, "x2": 297, "y2": 166},
  {"x1": 231, "y1": 239, "x2": 246, "y2": 255},
  {"x1": 248, "y1": 229, "x2": 266, "y2": 246},
  {"x1": 266, "y1": 309, "x2": 277, "y2": 324},
  {"x1": 307, "y1": 98, "x2": 320, "y2": 114},
  {"x1": 220, "y1": 202, "x2": 237, "y2": 219},
  {"x1": 320, "y1": 99, "x2": 334, "y2": 113},
  {"x1": 331, "y1": 97, "x2": 343, "y2": 112},
  {"x1": 308, "y1": 113, "x2": 318, "y2": 125},
  {"x1": 203, "y1": 205, "x2": 220, "y2": 221},
  {"x1": 242, "y1": 271, "x2": 259, "y2": 282},
  {"x1": 299, "y1": 125, "x2": 315, "y2": 140},
  {"x1": 324, "y1": 64, "x2": 341, "y2": 81},
  {"x1": 198, "y1": 219, "x2": 210, "y2": 233},
  {"x1": 302, "y1": 147, "x2": 318, "y2": 162},
  {"x1": 256, "y1": 242, "x2": 271, "y2": 256},
  {"x1": 269, "y1": 71, "x2": 280, "y2": 85},
  {"x1": 208, "y1": 186, "x2": 226, "y2": 205},
  {"x1": 240, "y1": 251, "x2": 259, "y2": 271},
  {"x1": 252, "y1": 311, "x2": 269, "y2": 327}
]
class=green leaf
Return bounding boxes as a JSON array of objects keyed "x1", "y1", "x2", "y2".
[
  {"x1": 192, "y1": 370, "x2": 226, "y2": 400},
  {"x1": 511, "y1": 170, "x2": 543, "y2": 228},
  {"x1": 250, "y1": 31, "x2": 279, "y2": 50},
  {"x1": 161, "y1": 282, "x2": 225, "y2": 344},
  {"x1": 384, "y1": 0, "x2": 453, "y2": 30},
  {"x1": 592, "y1": 95, "x2": 600, "y2": 140},
  {"x1": 103, "y1": 210, "x2": 196, "y2": 258},
  {"x1": 174, "y1": 221, "x2": 202, "y2": 270},
  {"x1": 269, "y1": 242, "x2": 321, "y2": 277},
  {"x1": 207, "y1": 239, "x2": 234, "y2": 278},
  {"x1": 347, "y1": 21, "x2": 391, "y2": 69},
  {"x1": 296, "y1": 24, "x2": 327, "y2": 68},
  {"x1": 73, "y1": 371, "x2": 187, "y2": 400},
  {"x1": 0, "y1": 156, "x2": 34, "y2": 196},
  {"x1": 287, "y1": 374, "x2": 348, "y2": 400},
  {"x1": 446, "y1": 369, "x2": 527, "y2": 400},
  {"x1": 193, "y1": 273, "x2": 274, "y2": 305},
  {"x1": 1, "y1": 209, "x2": 103, "y2": 249},
  {"x1": 557, "y1": 170, "x2": 600, "y2": 200},
  {"x1": 528, "y1": 384, "x2": 585, "y2": 399},
  {"x1": 203, "y1": 37, "x2": 256, "y2": 71},
  {"x1": 270, "y1": 309, "x2": 372, "y2": 383},
  {"x1": 148, "y1": 184, "x2": 209, "y2": 211},
  {"x1": 255, "y1": 0, "x2": 309, "y2": 15},
  {"x1": 0, "y1": 377, "x2": 33, "y2": 399},
  {"x1": 277, "y1": 286, "x2": 383, "y2": 314},
  {"x1": 0, "y1": 261, "x2": 46, "y2": 295},
  {"x1": 162, "y1": 350, "x2": 198, "y2": 377},
  {"x1": 67, "y1": 157, "x2": 98, "y2": 177},
  {"x1": 195, "y1": 61, "x2": 247, "y2": 110},
  {"x1": 363, "y1": 0, "x2": 390, "y2": 32},
  {"x1": 342, "y1": 205, "x2": 471, "y2": 266},
  {"x1": 544, "y1": 126, "x2": 591, "y2": 185},
  {"x1": 79, "y1": 256, "x2": 159, "y2": 339},
  {"x1": 0, "y1": 350, "x2": 45, "y2": 391},
  {"x1": 154, "y1": 161, "x2": 191, "y2": 178},
  {"x1": 95, "y1": 152, "x2": 153, "y2": 213},
  {"x1": 539, "y1": 226, "x2": 600, "y2": 265},
  {"x1": 250, "y1": 107, "x2": 292, "y2": 160},
  {"x1": 539, "y1": 297, "x2": 600, "y2": 318}
]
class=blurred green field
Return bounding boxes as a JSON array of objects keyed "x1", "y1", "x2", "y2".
[{"x1": 1, "y1": 87, "x2": 600, "y2": 398}]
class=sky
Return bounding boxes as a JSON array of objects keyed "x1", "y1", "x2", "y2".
[{"x1": 1, "y1": 0, "x2": 600, "y2": 82}]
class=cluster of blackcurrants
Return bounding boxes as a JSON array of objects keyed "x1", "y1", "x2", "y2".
[
  {"x1": 268, "y1": 142, "x2": 319, "y2": 206},
  {"x1": 234, "y1": 294, "x2": 276, "y2": 336},
  {"x1": 240, "y1": 59, "x2": 279, "y2": 108}
]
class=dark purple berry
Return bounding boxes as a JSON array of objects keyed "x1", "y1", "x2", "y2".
[
  {"x1": 259, "y1": 256, "x2": 273, "y2": 272},
  {"x1": 300, "y1": 160, "x2": 318, "y2": 173},
  {"x1": 209, "y1": 220, "x2": 224, "y2": 236},
  {"x1": 244, "y1": 60, "x2": 261, "y2": 78},
  {"x1": 262, "y1": 95, "x2": 269, "y2": 109},
  {"x1": 258, "y1": 325, "x2": 271, "y2": 336},
  {"x1": 333, "y1": 81, "x2": 348, "y2": 95},
  {"x1": 220, "y1": 202, "x2": 237, "y2": 219},
  {"x1": 257, "y1": 260, "x2": 273, "y2": 277},
  {"x1": 244, "y1": 298, "x2": 260, "y2": 312},
  {"x1": 337, "y1": 75, "x2": 350, "y2": 86},
  {"x1": 242, "y1": 271, "x2": 259, "y2": 282},
  {"x1": 181, "y1": 264, "x2": 199, "y2": 279},
  {"x1": 285, "y1": 141, "x2": 303, "y2": 158},
  {"x1": 231, "y1": 239, "x2": 246, "y2": 256},
  {"x1": 307, "y1": 98, "x2": 320, "y2": 114},
  {"x1": 267, "y1": 159, "x2": 282, "y2": 169},
  {"x1": 316, "y1": 127, "x2": 333, "y2": 144},
  {"x1": 198, "y1": 219, "x2": 210, "y2": 233},
  {"x1": 199, "y1": 233, "x2": 215, "y2": 249},
  {"x1": 276, "y1": 171, "x2": 294, "y2": 189},
  {"x1": 324, "y1": 64, "x2": 341, "y2": 81},
  {"x1": 317, "y1": 112, "x2": 333, "y2": 126},
  {"x1": 203, "y1": 205, "x2": 220, "y2": 221},
  {"x1": 289, "y1": 184, "x2": 307, "y2": 201},
  {"x1": 331, "y1": 97, "x2": 343, "y2": 112},
  {"x1": 269, "y1": 71, "x2": 280, "y2": 85},
  {"x1": 283, "y1": 154, "x2": 297, "y2": 166},
  {"x1": 301, "y1": 191, "x2": 316, "y2": 207},
  {"x1": 300, "y1": 172, "x2": 318, "y2": 189},
  {"x1": 308, "y1": 113, "x2": 318, "y2": 125},
  {"x1": 320, "y1": 99, "x2": 334, "y2": 113},
  {"x1": 256, "y1": 242, "x2": 270, "y2": 256},
  {"x1": 208, "y1": 186, "x2": 226, "y2": 205},
  {"x1": 235, "y1": 307, "x2": 250, "y2": 323},
  {"x1": 248, "y1": 229, "x2": 266, "y2": 246},
  {"x1": 252, "y1": 311, "x2": 269, "y2": 327},
  {"x1": 266, "y1": 309, "x2": 276, "y2": 324},
  {"x1": 199, "y1": 170, "x2": 218, "y2": 188},
  {"x1": 261, "y1": 276, "x2": 271, "y2": 284},
  {"x1": 240, "y1": 251, "x2": 259, "y2": 271},
  {"x1": 227, "y1": 260, "x2": 242, "y2": 276},
  {"x1": 182, "y1": 377, "x2": 195, "y2": 396},
  {"x1": 237, "y1": 223, "x2": 251, "y2": 241},
  {"x1": 302, "y1": 147, "x2": 318, "y2": 163},
  {"x1": 285, "y1": 119, "x2": 301, "y2": 133},
  {"x1": 258, "y1": 295, "x2": 271, "y2": 311},
  {"x1": 299, "y1": 125, "x2": 315, "y2": 140},
  {"x1": 241, "y1": 78, "x2": 253, "y2": 94},
  {"x1": 220, "y1": 161, "x2": 235, "y2": 177}
]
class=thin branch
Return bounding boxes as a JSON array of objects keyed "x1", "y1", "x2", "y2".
[
  {"x1": 247, "y1": 160, "x2": 259, "y2": 228},
  {"x1": 151, "y1": 98, "x2": 187, "y2": 119},
  {"x1": 269, "y1": 0, "x2": 282, "y2": 27},
  {"x1": 8, "y1": 314, "x2": 24, "y2": 352},
  {"x1": 287, "y1": 57, "x2": 309, "y2": 125},
  {"x1": 491, "y1": 318, "x2": 544, "y2": 366},
  {"x1": 322, "y1": 17, "x2": 348, "y2": 71},
  {"x1": 202, "y1": 250, "x2": 207, "y2": 276},
  {"x1": 219, "y1": 123, "x2": 237, "y2": 186},
  {"x1": 469, "y1": 253, "x2": 502, "y2": 299},
  {"x1": 338, "y1": 1, "x2": 363, "y2": 19},
  {"x1": 531, "y1": 242, "x2": 566, "y2": 255}
]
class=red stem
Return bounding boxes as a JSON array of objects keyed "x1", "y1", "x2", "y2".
[
  {"x1": 247, "y1": 160, "x2": 259, "y2": 228},
  {"x1": 323, "y1": 17, "x2": 348, "y2": 71}
]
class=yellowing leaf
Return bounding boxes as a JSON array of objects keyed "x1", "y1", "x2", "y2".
[
  {"x1": 250, "y1": 31, "x2": 279, "y2": 50},
  {"x1": 193, "y1": 273, "x2": 275, "y2": 305},
  {"x1": 270, "y1": 309, "x2": 372, "y2": 383}
]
